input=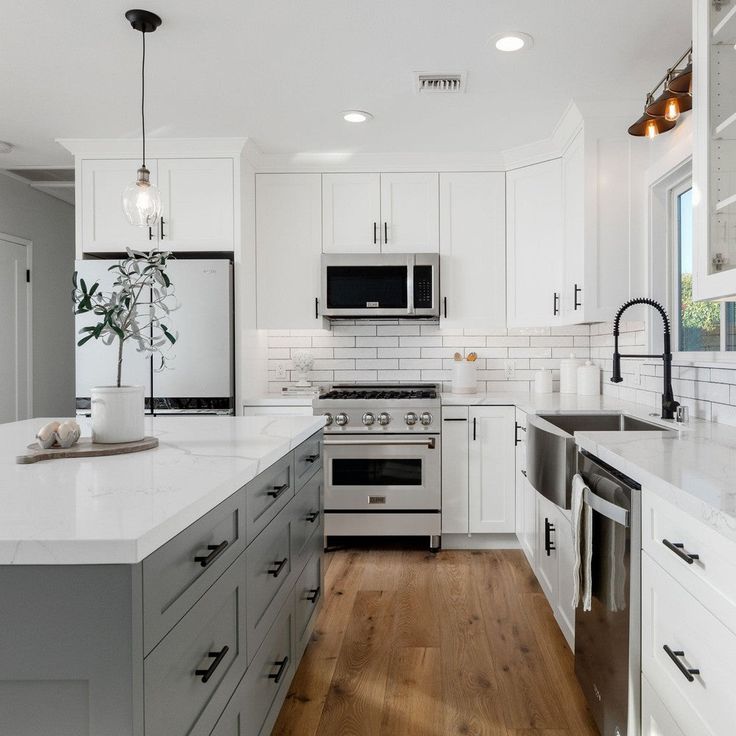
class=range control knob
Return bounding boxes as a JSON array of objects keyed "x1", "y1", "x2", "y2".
[
  {"x1": 404, "y1": 411, "x2": 418, "y2": 426},
  {"x1": 420, "y1": 411, "x2": 433, "y2": 426},
  {"x1": 323, "y1": 412, "x2": 334, "y2": 426},
  {"x1": 362, "y1": 412, "x2": 376, "y2": 426},
  {"x1": 378, "y1": 412, "x2": 391, "y2": 426},
  {"x1": 335, "y1": 412, "x2": 349, "y2": 426}
]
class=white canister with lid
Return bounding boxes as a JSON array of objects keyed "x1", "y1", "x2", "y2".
[
  {"x1": 560, "y1": 353, "x2": 581, "y2": 394},
  {"x1": 577, "y1": 361, "x2": 601, "y2": 396},
  {"x1": 534, "y1": 369, "x2": 554, "y2": 394}
]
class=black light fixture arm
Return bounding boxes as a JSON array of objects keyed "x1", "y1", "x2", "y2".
[{"x1": 610, "y1": 297, "x2": 679, "y2": 420}]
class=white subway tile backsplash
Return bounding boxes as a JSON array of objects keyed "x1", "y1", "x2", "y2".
[
  {"x1": 377, "y1": 324, "x2": 422, "y2": 336},
  {"x1": 379, "y1": 347, "x2": 421, "y2": 358},
  {"x1": 357, "y1": 336, "x2": 400, "y2": 347},
  {"x1": 333, "y1": 325, "x2": 377, "y2": 337},
  {"x1": 356, "y1": 359, "x2": 399, "y2": 370},
  {"x1": 334, "y1": 347, "x2": 377, "y2": 359}
]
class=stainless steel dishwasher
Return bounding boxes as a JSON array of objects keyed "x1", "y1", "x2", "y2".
[{"x1": 575, "y1": 450, "x2": 641, "y2": 736}]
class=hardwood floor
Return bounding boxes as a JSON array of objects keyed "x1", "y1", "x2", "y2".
[{"x1": 272, "y1": 546, "x2": 599, "y2": 736}]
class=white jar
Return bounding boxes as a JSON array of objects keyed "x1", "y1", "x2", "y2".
[
  {"x1": 90, "y1": 385, "x2": 145, "y2": 443},
  {"x1": 560, "y1": 354, "x2": 581, "y2": 394},
  {"x1": 452, "y1": 361, "x2": 478, "y2": 394},
  {"x1": 534, "y1": 369, "x2": 554, "y2": 394},
  {"x1": 577, "y1": 361, "x2": 601, "y2": 396}
]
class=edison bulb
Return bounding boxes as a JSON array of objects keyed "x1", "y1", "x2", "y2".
[
  {"x1": 664, "y1": 96, "x2": 681, "y2": 122},
  {"x1": 122, "y1": 166, "x2": 161, "y2": 227},
  {"x1": 645, "y1": 119, "x2": 659, "y2": 139}
]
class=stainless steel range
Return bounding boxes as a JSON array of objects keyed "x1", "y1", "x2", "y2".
[{"x1": 313, "y1": 383, "x2": 441, "y2": 550}]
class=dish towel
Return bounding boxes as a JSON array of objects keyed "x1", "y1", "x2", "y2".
[{"x1": 571, "y1": 473, "x2": 593, "y2": 612}]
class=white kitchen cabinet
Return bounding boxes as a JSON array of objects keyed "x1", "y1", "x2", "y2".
[
  {"x1": 80, "y1": 157, "x2": 236, "y2": 254},
  {"x1": 380, "y1": 172, "x2": 439, "y2": 253},
  {"x1": 156, "y1": 158, "x2": 234, "y2": 252},
  {"x1": 80, "y1": 159, "x2": 158, "y2": 252},
  {"x1": 536, "y1": 494, "x2": 559, "y2": 602},
  {"x1": 560, "y1": 129, "x2": 585, "y2": 320},
  {"x1": 514, "y1": 410, "x2": 536, "y2": 567},
  {"x1": 256, "y1": 173, "x2": 323, "y2": 329},
  {"x1": 322, "y1": 172, "x2": 439, "y2": 254},
  {"x1": 693, "y1": 0, "x2": 736, "y2": 300},
  {"x1": 506, "y1": 159, "x2": 563, "y2": 327},
  {"x1": 468, "y1": 406, "x2": 516, "y2": 534},
  {"x1": 441, "y1": 406, "x2": 470, "y2": 533},
  {"x1": 439, "y1": 172, "x2": 506, "y2": 327},
  {"x1": 642, "y1": 676, "x2": 686, "y2": 736}
]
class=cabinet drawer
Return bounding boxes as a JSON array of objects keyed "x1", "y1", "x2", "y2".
[
  {"x1": 642, "y1": 675, "x2": 686, "y2": 736},
  {"x1": 295, "y1": 552, "x2": 322, "y2": 658},
  {"x1": 144, "y1": 555, "x2": 247, "y2": 736},
  {"x1": 290, "y1": 470, "x2": 322, "y2": 573},
  {"x1": 142, "y1": 489, "x2": 245, "y2": 653},
  {"x1": 643, "y1": 490, "x2": 736, "y2": 633},
  {"x1": 212, "y1": 600, "x2": 294, "y2": 736},
  {"x1": 246, "y1": 510, "x2": 292, "y2": 661},
  {"x1": 294, "y1": 431, "x2": 323, "y2": 491},
  {"x1": 642, "y1": 553, "x2": 736, "y2": 736},
  {"x1": 245, "y1": 453, "x2": 294, "y2": 543}
]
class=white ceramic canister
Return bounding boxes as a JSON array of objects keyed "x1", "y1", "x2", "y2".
[
  {"x1": 559, "y1": 353, "x2": 581, "y2": 394},
  {"x1": 534, "y1": 369, "x2": 554, "y2": 394},
  {"x1": 452, "y1": 361, "x2": 478, "y2": 394},
  {"x1": 577, "y1": 361, "x2": 601, "y2": 396},
  {"x1": 90, "y1": 385, "x2": 145, "y2": 443}
]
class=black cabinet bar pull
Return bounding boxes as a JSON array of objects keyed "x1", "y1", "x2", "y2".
[
  {"x1": 267, "y1": 483, "x2": 289, "y2": 499},
  {"x1": 663, "y1": 539, "x2": 699, "y2": 564},
  {"x1": 195, "y1": 645, "x2": 229, "y2": 683},
  {"x1": 303, "y1": 453, "x2": 320, "y2": 464},
  {"x1": 384, "y1": 221, "x2": 388, "y2": 244},
  {"x1": 473, "y1": 417, "x2": 477, "y2": 441},
  {"x1": 268, "y1": 558, "x2": 288, "y2": 577},
  {"x1": 443, "y1": 417, "x2": 468, "y2": 422},
  {"x1": 268, "y1": 656, "x2": 290, "y2": 684},
  {"x1": 521, "y1": 469, "x2": 528, "y2": 478},
  {"x1": 373, "y1": 221, "x2": 377, "y2": 244},
  {"x1": 443, "y1": 296, "x2": 447, "y2": 319},
  {"x1": 307, "y1": 586, "x2": 321, "y2": 603},
  {"x1": 514, "y1": 422, "x2": 522, "y2": 446},
  {"x1": 315, "y1": 297, "x2": 319, "y2": 319},
  {"x1": 148, "y1": 226, "x2": 154, "y2": 241},
  {"x1": 574, "y1": 283, "x2": 582, "y2": 310},
  {"x1": 306, "y1": 510, "x2": 320, "y2": 523},
  {"x1": 544, "y1": 518, "x2": 556, "y2": 556},
  {"x1": 159, "y1": 217, "x2": 166, "y2": 239},
  {"x1": 194, "y1": 540, "x2": 229, "y2": 567},
  {"x1": 663, "y1": 645, "x2": 700, "y2": 682},
  {"x1": 553, "y1": 292, "x2": 560, "y2": 316}
]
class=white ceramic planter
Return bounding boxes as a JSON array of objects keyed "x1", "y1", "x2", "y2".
[{"x1": 90, "y1": 386, "x2": 145, "y2": 444}]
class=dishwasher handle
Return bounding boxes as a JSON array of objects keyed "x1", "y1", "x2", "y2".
[{"x1": 583, "y1": 487, "x2": 629, "y2": 527}]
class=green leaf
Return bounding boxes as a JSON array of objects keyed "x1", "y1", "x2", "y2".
[{"x1": 77, "y1": 333, "x2": 95, "y2": 346}]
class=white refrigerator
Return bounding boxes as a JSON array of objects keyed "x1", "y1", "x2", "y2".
[{"x1": 75, "y1": 258, "x2": 234, "y2": 414}]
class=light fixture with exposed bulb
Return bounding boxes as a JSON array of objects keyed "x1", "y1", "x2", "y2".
[{"x1": 342, "y1": 110, "x2": 373, "y2": 123}]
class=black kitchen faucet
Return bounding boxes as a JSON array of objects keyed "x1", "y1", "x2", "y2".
[{"x1": 610, "y1": 297, "x2": 680, "y2": 420}]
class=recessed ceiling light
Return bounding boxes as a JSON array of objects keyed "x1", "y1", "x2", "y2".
[
  {"x1": 493, "y1": 32, "x2": 534, "y2": 52},
  {"x1": 342, "y1": 110, "x2": 373, "y2": 123}
]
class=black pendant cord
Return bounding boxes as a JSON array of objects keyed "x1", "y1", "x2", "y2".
[{"x1": 141, "y1": 30, "x2": 146, "y2": 168}]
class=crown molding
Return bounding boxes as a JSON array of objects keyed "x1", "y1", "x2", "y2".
[{"x1": 56, "y1": 137, "x2": 248, "y2": 158}]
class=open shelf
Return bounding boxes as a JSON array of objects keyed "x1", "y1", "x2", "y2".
[
  {"x1": 716, "y1": 192, "x2": 736, "y2": 211},
  {"x1": 713, "y1": 3, "x2": 736, "y2": 44},
  {"x1": 716, "y1": 110, "x2": 736, "y2": 139}
]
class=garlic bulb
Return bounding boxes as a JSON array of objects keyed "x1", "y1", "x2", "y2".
[
  {"x1": 36, "y1": 421, "x2": 61, "y2": 449},
  {"x1": 55, "y1": 421, "x2": 81, "y2": 449}
]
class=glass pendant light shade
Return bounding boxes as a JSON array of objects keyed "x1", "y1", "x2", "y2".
[{"x1": 122, "y1": 166, "x2": 162, "y2": 226}]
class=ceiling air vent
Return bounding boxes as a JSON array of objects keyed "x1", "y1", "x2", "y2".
[{"x1": 414, "y1": 72, "x2": 466, "y2": 94}]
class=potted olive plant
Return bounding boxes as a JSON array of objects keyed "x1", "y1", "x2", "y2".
[{"x1": 73, "y1": 248, "x2": 177, "y2": 443}]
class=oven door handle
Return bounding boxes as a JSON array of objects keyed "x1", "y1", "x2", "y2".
[{"x1": 323, "y1": 437, "x2": 436, "y2": 449}]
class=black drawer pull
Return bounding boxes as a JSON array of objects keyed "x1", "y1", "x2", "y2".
[
  {"x1": 306, "y1": 510, "x2": 320, "y2": 523},
  {"x1": 269, "y1": 656, "x2": 289, "y2": 684},
  {"x1": 303, "y1": 453, "x2": 320, "y2": 464},
  {"x1": 307, "y1": 586, "x2": 321, "y2": 603},
  {"x1": 268, "y1": 558, "x2": 288, "y2": 577},
  {"x1": 195, "y1": 645, "x2": 229, "y2": 683},
  {"x1": 521, "y1": 469, "x2": 528, "y2": 478},
  {"x1": 443, "y1": 417, "x2": 467, "y2": 422},
  {"x1": 267, "y1": 483, "x2": 289, "y2": 499},
  {"x1": 194, "y1": 540, "x2": 229, "y2": 567},
  {"x1": 663, "y1": 645, "x2": 700, "y2": 682},
  {"x1": 160, "y1": 216, "x2": 166, "y2": 239},
  {"x1": 663, "y1": 539, "x2": 699, "y2": 565}
]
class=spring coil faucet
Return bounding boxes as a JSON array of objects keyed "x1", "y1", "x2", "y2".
[{"x1": 611, "y1": 297, "x2": 680, "y2": 420}]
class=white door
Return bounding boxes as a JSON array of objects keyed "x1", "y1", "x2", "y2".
[
  {"x1": 441, "y1": 406, "x2": 469, "y2": 533},
  {"x1": 256, "y1": 174, "x2": 323, "y2": 328},
  {"x1": 536, "y1": 495, "x2": 559, "y2": 602},
  {"x1": 0, "y1": 236, "x2": 30, "y2": 421},
  {"x1": 439, "y1": 172, "x2": 505, "y2": 327},
  {"x1": 322, "y1": 173, "x2": 381, "y2": 253},
  {"x1": 554, "y1": 511, "x2": 575, "y2": 649},
  {"x1": 468, "y1": 406, "x2": 516, "y2": 533},
  {"x1": 380, "y1": 173, "x2": 439, "y2": 253},
  {"x1": 506, "y1": 159, "x2": 563, "y2": 327},
  {"x1": 560, "y1": 129, "x2": 585, "y2": 321},
  {"x1": 81, "y1": 159, "x2": 158, "y2": 253},
  {"x1": 157, "y1": 159, "x2": 234, "y2": 252}
]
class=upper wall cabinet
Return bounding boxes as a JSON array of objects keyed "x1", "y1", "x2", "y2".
[
  {"x1": 693, "y1": 0, "x2": 736, "y2": 300},
  {"x1": 79, "y1": 157, "x2": 235, "y2": 254},
  {"x1": 439, "y1": 172, "x2": 506, "y2": 327},
  {"x1": 506, "y1": 158, "x2": 564, "y2": 328},
  {"x1": 322, "y1": 173, "x2": 439, "y2": 253},
  {"x1": 256, "y1": 174, "x2": 323, "y2": 329}
]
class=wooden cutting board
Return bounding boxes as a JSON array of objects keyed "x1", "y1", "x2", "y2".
[{"x1": 16, "y1": 436, "x2": 159, "y2": 464}]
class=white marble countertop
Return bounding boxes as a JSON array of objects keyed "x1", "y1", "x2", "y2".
[{"x1": 0, "y1": 415, "x2": 325, "y2": 565}]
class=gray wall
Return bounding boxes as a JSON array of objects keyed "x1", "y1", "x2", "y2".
[{"x1": 0, "y1": 174, "x2": 75, "y2": 417}]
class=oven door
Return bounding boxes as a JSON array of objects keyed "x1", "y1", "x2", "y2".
[{"x1": 323, "y1": 434, "x2": 440, "y2": 510}]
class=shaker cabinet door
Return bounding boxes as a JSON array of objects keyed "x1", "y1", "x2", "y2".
[{"x1": 322, "y1": 173, "x2": 381, "y2": 253}]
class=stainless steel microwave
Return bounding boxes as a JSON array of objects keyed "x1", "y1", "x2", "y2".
[{"x1": 320, "y1": 253, "x2": 440, "y2": 319}]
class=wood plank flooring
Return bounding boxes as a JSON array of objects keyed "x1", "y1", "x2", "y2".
[{"x1": 273, "y1": 546, "x2": 599, "y2": 736}]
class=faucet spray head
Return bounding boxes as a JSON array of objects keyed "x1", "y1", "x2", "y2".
[{"x1": 611, "y1": 352, "x2": 623, "y2": 383}]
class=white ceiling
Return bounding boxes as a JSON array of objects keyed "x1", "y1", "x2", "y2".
[{"x1": 0, "y1": 1, "x2": 691, "y2": 167}]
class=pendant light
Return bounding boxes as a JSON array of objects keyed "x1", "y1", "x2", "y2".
[
  {"x1": 645, "y1": 70, "x2": 692, "y2": 122},
  {"x1": 122, "y1": 9, "x2": 163, "y2": 228},
  {"x1": 628, "y1": 95, "x2": 676, "y2": 138},
  {"x1": 668, "y1": 54, "x2": 693, "y2": 96}
]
